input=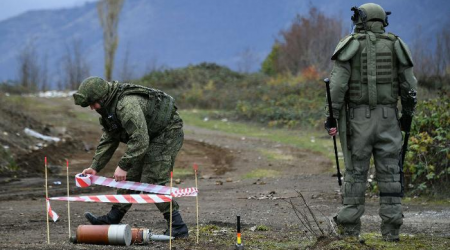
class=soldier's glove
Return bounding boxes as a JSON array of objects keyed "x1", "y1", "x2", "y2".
[
  {"x1": 399, "y1": 115, "x2": 413, "y2": 132},
  {"x1": 324, "y1": 117, "x2": 337, "y2": 132}
]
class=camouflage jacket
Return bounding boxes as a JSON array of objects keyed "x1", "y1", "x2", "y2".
[{"x1": 90, "y1": 84, "x2": 180, "y2": 172}]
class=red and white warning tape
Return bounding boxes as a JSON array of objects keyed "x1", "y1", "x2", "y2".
[
  {"x1": 46, "y1": 198, "x2": 59, "y2": 222},
  {"x1": 49, "y1": 194, "x2": 172, "y2": 204},
  {"x1": 46, "y1": 174, "x2": 197, "y2": 220},
  {"x1": 75, "y1": 174, "x2": 198, "y2": 197}
]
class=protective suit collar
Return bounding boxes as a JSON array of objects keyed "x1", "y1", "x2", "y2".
[{"x1": 355, "y1": 21, "x2": 385, "y2": 34}]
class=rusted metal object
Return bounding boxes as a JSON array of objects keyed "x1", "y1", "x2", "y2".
[
  {"x1": 131, "y1": 228, "x2": 146, "y2": 244},
  {"x1": 73, "y1": 225, "x2": 131, "y2": 246}
]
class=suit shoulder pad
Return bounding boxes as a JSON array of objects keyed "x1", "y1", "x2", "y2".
[
  {"x1": 394, "y1": 36, "x2": 414, "y2": 66},
  {"x1": 331, "y1": 35, "x2": 360, "y2": 61}
]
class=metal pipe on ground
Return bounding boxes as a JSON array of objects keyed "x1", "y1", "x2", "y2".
[{"x1": 131, "y1": 228, "x2": 173, "y2": 244}]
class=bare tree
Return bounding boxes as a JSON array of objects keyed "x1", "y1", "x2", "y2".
[
  {"x1": 40, "y1": 53, "x2": 49, "y2": 91},
  {"x1": 443, "y1": 29, "x2": 450, "y2": 72},
  {"x1": 119, "y1": 43, "x2": 134, "y2": 82},
  {"x1": 145, "y1": 56, "x2": 165, "y2": 75},
  {"x1": 411, "y1": 25, "x2": 450, "y2": 90},
  {"x1": 237, "y1": 47, "x2": 259, "y2": 73},
  {"x1": 17, "y1": 42, "x2": 40, "y2": 91},
  {"x1": 276, "y1": 7, "x2": 343, "y2": 75},
  {"x1": 435, "y1": 29, "x2": 450, "y2": 87},
  {"x1": 62, "y1": 39, "x2": 90, "y2": 90},
  {"x1": 98, "y1": 0, "x2": 124, "y2": 81}
]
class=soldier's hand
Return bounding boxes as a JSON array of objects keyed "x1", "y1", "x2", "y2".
[
  {"x1": 82, "y1": 168, "x2": 97, "y2": 175},
  {"x1": 328, "y1": 127, "x2": 338, "y2": 136},
  {"x1": 324, "y1": 117, "x2": 337, "y2": 136},
  {"x1": 113, "y1": 166, "x2": 127, "y2": 182}
]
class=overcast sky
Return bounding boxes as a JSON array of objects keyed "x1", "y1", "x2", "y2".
[{"x1": 0, "y1": 0, "x2": 97, "y2": 22}]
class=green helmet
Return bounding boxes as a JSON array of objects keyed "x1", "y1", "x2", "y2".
[
  {"x1": 73, "y1": 76, "x2": 109, "y2": 107},
  {"x1": 351, "y1": 3, "x2": 391, "y2": 27}
]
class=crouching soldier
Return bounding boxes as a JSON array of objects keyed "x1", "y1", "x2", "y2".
[{"x1": 73, "y1": 76, "x2": 188, "y2": 238}]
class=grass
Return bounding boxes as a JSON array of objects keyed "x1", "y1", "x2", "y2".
[
  {"x1": 0, "y1": 147, "x2": 18, "y2": 172},
  {"x1": 74, "y1": 111, "x2": 96, "y2": 123},
  {"x1": 6, "y1": 94, "x2": 97, "y2": 127},
  {"x1": 243, "y1": 169, "x2": 280, "y2": 179},
  {"x1": 403, "y1": 196, "x2": 450, "y2": 206},
  {"x1": 326, "y1": 233, "x2": 450, "y2": 250},
  {"x1": 180, "y1": 109, "x2": 346, "y2": 175},
  {"x1": 180, "y1": 109, "x2": 336, "y2": 158},
  {"x1": 173, "y1": 167, "x2": 195, "y2": 179},
  {"x1": 255, "y1": 225, "x2": 271, "y2": 231},
  {"x1": 260, "y1": 148, "x2": 295, "y2": 161},
  {"x1": 5, "y1": 95, "x2": 60, "y2": 112},
  {"x1": 194, "y1": 224, "x2": 312, "y2": 249},
  {"x1": 193, "y1": 224, "x2": 450, "y2": 249}
]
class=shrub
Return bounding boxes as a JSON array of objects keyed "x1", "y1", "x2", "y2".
[
  {"x1": 235, "y1": 73, "x2": 325, "y2": 129},
  {"x1": 138, "y1": 63, "x2": 327, "y2": 129},
  {"x1": 404, "y1": 95, "x2": 450, "y2": 196},
  {"x1": 137, "y1": 63, "x2": 248, "y2": 109}
]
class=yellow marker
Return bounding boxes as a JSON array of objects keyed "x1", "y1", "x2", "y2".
[{"x1": 235, "y1": 216, "x2": 244, "y2": 249}]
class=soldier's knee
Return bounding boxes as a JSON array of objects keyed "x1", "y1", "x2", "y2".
[
  {"x1": 342, "y1": 171, "x2": 367, "y2": 204},
  {"x1": 337, "y1": 205, "x2": 365, "y2": 224},
  {"x1": 377, "y1": 171, "x2": 402, "y2": 196}
]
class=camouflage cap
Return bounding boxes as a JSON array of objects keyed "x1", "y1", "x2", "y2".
[{"x1": 73, "y1": 76, "x2": 109, "y2": 107}]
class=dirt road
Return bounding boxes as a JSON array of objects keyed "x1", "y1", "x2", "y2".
[{"x1": 0, "y1": 96, "x2": 449, "y2": 249}]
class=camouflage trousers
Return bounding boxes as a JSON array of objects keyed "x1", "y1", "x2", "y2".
[
  {"x1": 113, "y1": 125, "x2": 184, "y2": 215},
  {"x1": 335, "y1": 105, "x2": 403, "y2": 240}
]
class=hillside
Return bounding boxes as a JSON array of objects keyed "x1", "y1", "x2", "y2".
[{"x1": 0, "y1": 0, "x2": 449, "y2": 87}]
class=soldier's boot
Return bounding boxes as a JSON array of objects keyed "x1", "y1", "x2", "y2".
[
  {"x1": 333, "y1": 215, "x2": 362, "y2": 240},
  {"x1": 382, "y1": 229, "x2": 400, "y2": 242},
  {"x1": 379, "y1": 195, "x2": 403, "y2": 242},
  {"x1": 381, "y1": 220, "x2": 401, "y2": 242},
  {"x1": 84, "y1": 207, "x2": 125, "y2": 225},
  {"x1": 163, "y1": 210, "x2": 189, "y2": 239}
]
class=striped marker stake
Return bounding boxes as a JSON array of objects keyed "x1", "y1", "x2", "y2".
[
  {"x1": 169, "y1": 171, "x2": 173, "y2": 249},
  {"x1": 194, "y1": 164, "x2": 199, "y2": 244},
  {"x1": 235, "y1": 216, "x2": 244, "y2": 250},
  {"x1": 66, "y1": 159, "x2": 71, "y2": 239},
  {"x1": 45, "y1": 157, "x2": 50, "y2": 244}
]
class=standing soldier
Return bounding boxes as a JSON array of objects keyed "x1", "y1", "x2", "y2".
[
  {"x1": 73, "y1": 76, "x2": 188, "y2": 238},
  {"x1": 324, "y1": 3, "x2": 417, "y2": 241}
]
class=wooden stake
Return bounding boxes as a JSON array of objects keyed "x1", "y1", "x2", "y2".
[
  {"x1": 194, "y1": 164, "x2": 199, "y2": 244},
  {"x1": 45, "y1": 157, "x2": 50, "y2": 244},
  {"x1": 66, "y1": 159, "x2": 71, "y2": 239},
  {"x1": 169, "y1": 171, "x2": 173, "y2": 249}
]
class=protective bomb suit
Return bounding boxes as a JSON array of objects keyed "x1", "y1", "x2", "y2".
[
  {"x1": 326, "y1": 3, "x2": 417, "y2": 241},
  {"x1": 73, "y1": 76, "x2": 188, "y2": 238}
]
